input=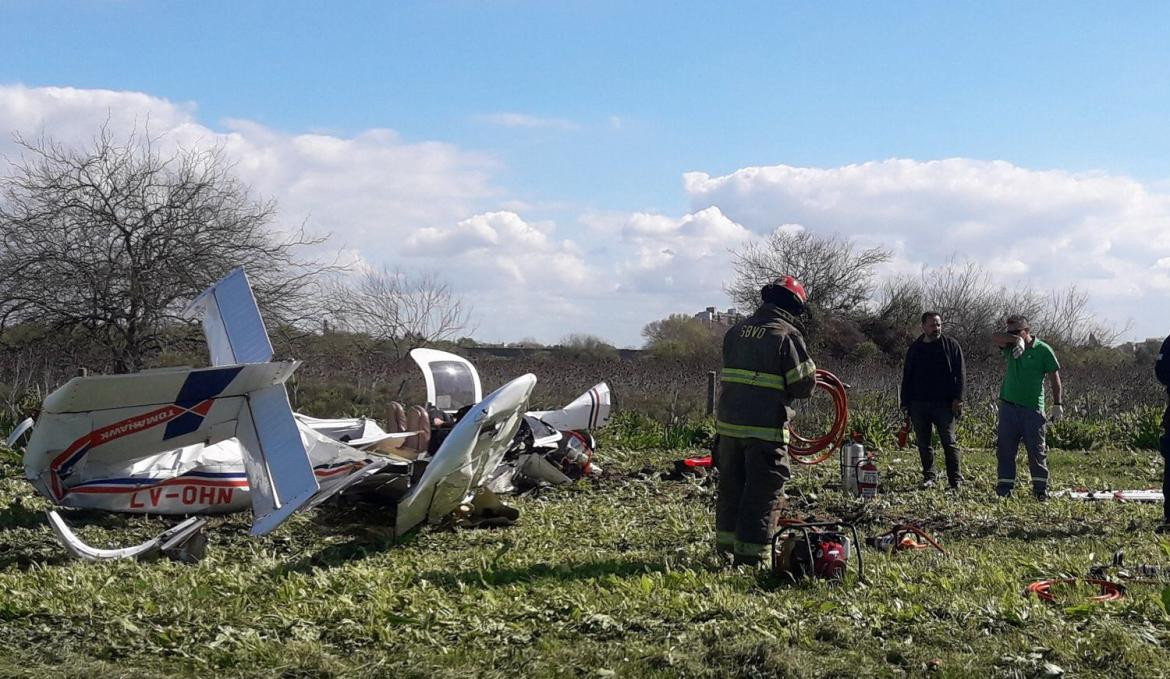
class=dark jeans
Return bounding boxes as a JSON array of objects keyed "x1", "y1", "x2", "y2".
[
  {"x1": 996, "y1": 400, "x2": 1049, "y2": 497},
  {"x1": 1161, "y1": 405, "x2": 1169, "y2": 522},
  {"x1": 909, "y1": 400, "x2": 962, "y2": 486},
  {"x1": 715, "y1": 435, "x2": 792, "y2": 561}
]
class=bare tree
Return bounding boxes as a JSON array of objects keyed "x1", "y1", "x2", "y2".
[
  {"x1": 924, "y1": 259, "x2": 1012, "y2": 345},
  {"x1": 0, "y1": 125, "x2": 330, "y2": 372},
  {"x1": 878, "y1": 258, "x2": 1123, "y2": 350},
  {"x1": 874, "y1": 275, "x2": 924, "y2": 328},
  {"x1": 1033, "y1": 287, "x2": 1128, "y2": 347},
  {"x1": 727, "y1": 229, "x2": 891, "y2": 316},
  {"x1": 325, "y1": 266, "x2": 473, "y2": 360}
]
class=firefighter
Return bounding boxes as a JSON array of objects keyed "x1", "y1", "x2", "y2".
[
  {"x1": 715, "y1": 276, "x2": 817, "y2": 566},
  {"x1": 1156, "y1": 333, "x2": 1170, "y2": 534}
]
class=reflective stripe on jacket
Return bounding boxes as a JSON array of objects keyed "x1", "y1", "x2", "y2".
[{"x1": 716, "y1": 304, "x2": 816, "y2": 442}]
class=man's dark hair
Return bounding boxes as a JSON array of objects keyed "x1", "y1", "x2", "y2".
[
  {"x1": 921, "y1": 311, "x2": 941, "y2": 324},
  {"x1": 1005, "y1": 314, "x2": 1029, "y2": 327}
]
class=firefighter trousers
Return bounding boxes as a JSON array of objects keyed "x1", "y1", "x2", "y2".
[{"x1": 714, "y1": 435, "x2": 791, "y2": 563}]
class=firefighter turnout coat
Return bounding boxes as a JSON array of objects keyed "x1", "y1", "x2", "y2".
[{"x1": 716, "y1": 303, "x2": 817, "y2": 442}]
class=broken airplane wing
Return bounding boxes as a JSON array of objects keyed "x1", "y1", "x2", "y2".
[{"x1": 396, "y1": 373, "x2": 537, "y2": 536}]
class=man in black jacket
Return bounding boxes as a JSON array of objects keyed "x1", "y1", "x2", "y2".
[
  {"x1": 1156, "y1": 334, "x2": 1170, "y2": 533},
  {"x1": 900, "y1": 312, "x2": 965, "y2": 489}
]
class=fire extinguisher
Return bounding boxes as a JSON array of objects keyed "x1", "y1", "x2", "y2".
[
  {"x1": 839, "y1": 434, "x2": 865, "y2": 496},
  {"x1": 857, "y1": 453, "x2": 879, "y2": 500},
  {"x1": 896, "y1": 416, "x2": 911, "y2": 449}
]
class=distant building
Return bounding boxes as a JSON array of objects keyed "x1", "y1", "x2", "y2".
[{"x1": 694, "y1": 306, "x2": 741, "y2": 327}]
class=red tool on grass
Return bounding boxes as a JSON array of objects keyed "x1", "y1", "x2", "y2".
[
  {"x1": 896, "y1": 416, "x2": 911, "y2": 449},
  {"x1": 1025, "y1": 578, "x2": 1124, "y2": 603},
  {"x1": 865, "y1": 524, "x2": 947, "y2": 555}
]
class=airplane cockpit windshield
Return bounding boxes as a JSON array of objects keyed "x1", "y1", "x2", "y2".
[{"x1": 431, "y1": 361, "x2": 478, "y2": 411}]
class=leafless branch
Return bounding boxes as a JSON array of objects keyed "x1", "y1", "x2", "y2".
[{"x1": 0, "y1": 124, "x2": 335, "y2": 372}]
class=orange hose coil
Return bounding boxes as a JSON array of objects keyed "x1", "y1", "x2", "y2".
[
  {"x1": 1025, "y1": 578, "x2": 1124, "y2": 603},
  {"x1": 788, "y1": 369, "x2": 849, "y2": 466}
]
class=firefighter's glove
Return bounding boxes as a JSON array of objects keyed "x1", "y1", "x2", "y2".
[
  {"x1": 1048, "y1": 404, "x2": 1064, "y2": 422},
  {"x1": 1011, "y1": 336, "x2": 1026, "y2": 359}
]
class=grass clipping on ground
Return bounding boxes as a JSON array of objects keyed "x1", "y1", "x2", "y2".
[{"x1": 1, "y1": 442, "x2": 1169, "y2": 678}]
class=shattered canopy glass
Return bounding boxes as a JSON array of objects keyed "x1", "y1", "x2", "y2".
[{"x1": 432, "y1": 361, "x2": 478, "y2": 411}]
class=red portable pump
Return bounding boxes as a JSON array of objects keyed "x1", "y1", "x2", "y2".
[
  {"x1": 771, "y1": 519, "x2": 864, "y2": 583},
  {"x1": 812, "y1": 538, "x2": 849, "y2": 578}
]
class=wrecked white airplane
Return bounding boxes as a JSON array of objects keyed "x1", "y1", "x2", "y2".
[{"x1": 8, "y1": 267, "x2": 611, "y2": 561}]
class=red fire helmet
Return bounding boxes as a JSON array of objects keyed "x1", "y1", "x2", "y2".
[{"x1": 773, "y1": 275, "x2": 807, "y2": 304}]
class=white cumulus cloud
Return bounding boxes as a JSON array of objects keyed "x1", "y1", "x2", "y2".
[
  {"x1": 682, "y1": 159, "x2": 1170, "y2": 340},
  {"x1": 0, "y1": 84, "x2": 500, "y2": 257},
  {"x1": 616, "y1": 206, "x2": 752, "y2": 296}
]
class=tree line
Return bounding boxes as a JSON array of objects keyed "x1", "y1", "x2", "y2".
[{"x1": 643, "y1": 230, "x2": 1126, "y2": 362}]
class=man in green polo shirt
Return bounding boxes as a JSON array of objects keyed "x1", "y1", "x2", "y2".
[{"x1": 991, "y1": 314, "x2": 1063, "y2": 498}]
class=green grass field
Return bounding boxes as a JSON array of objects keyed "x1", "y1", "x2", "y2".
[{"x1": 2, "y1": 439, "x2": 1169, "y2": 678}]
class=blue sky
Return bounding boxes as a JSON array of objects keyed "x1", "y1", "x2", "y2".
[{"x1": 3, "y1": 2, "x2": 1170, "y2": 345}]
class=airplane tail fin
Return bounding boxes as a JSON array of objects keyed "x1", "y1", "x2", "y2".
[
  {"x1": 528, "y1": 382, "x2": 611, "y2": 431},
  {"x1": 182, "y1": 267, "x2": 274, "y2": 367},
  {"x1": 185, "y1": 268, "x2": 316, "y2": 534}
]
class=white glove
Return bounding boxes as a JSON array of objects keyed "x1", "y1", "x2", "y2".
[
  {"x1": 1049, "y1": 404, "x2": 1064, "y2": 422},
  {"x1": 1011, "y1": 336, "x2": 1025, "y2": 359}
]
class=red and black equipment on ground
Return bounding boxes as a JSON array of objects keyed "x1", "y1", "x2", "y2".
[
  {"x1": 865, "y1": 524, "x2": 947, "y2": 555},
  {"x1": 1087, "y1": 549, "x2": 1170, "y2": 584},
  {"x1": 771, "y1": 519, "x2": 864, "y2": 583}
]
